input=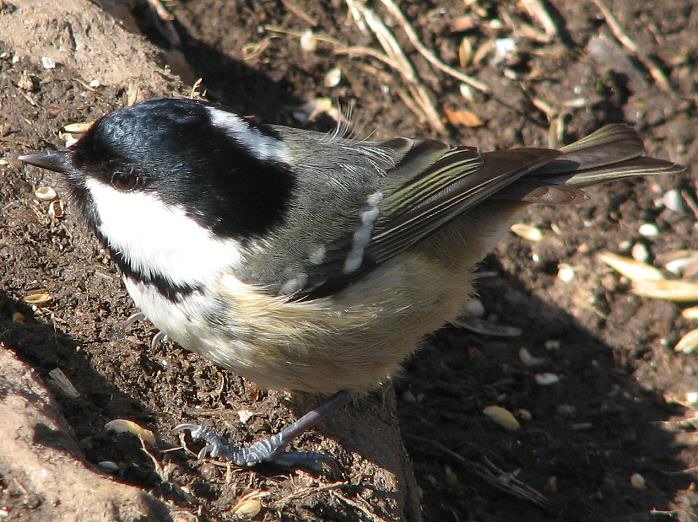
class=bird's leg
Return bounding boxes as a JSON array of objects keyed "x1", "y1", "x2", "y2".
[{"x1": 174, "y1": 390, "x2": 351, "y2": 470}]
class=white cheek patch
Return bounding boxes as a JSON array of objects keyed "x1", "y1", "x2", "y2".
[
  {"x1": 86, "y1": 178, "x2": 243, "y2": 287},
  {"x1": 206, "y1": 107, "x2": 290, "y2": 164}
]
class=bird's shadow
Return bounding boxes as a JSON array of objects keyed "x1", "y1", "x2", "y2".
[{"x1": 397, "y1": 255, "x2": 694, "y2": 521}]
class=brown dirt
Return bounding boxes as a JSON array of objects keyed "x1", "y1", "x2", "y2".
[{"x1": 2, "y1": 0, "x2": 698, "y2": 520}]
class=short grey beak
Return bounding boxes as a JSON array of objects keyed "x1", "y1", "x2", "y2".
[{"x1": 18, "y1": 150, "x2": 70, "y2": 173}]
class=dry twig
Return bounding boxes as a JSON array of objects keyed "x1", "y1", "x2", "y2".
[
  {"x1": 346, "y1": 0, "x2": 445, "y2": 132},
  {"x1": 378, "y1": 0, "x2": 490, "y2": 93},
  {"x1": 519, "y1": 0, "x2": 561, "y2": 40},
  {"x1": 408, "y1": 434, "x2": 552, "y2": 510}
]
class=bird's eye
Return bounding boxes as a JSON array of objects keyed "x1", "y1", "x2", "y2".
[{"x1": 110, "y1": 171, "x2": 138, "y2": 191}]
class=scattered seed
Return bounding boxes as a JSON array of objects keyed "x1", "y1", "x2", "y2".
[
  {"x1": 557, "y1": 263, "x2": 575, "y2": 283},
  {"x1": 686, "y1": 392, "x2": 698, "y2": 405},
  {"x1": 24, "y1": 292, "x2": 52, "y2": 306},
  {"x1": 12, "y1": 311, "x2": 25, "y2": 323},
  {"x1": 48, "y1": 368, "x2": 81, "y2": 399},
  {"x1": 48, "y1": 200, "x2": 64, "y2": 219},
  {"x1": 458, "y1": 37, "x2": 473, "y2": 67},
  {"x1": 516, "y1": 409, "x2": 533, "y2": 421},
  {"x1": 104, "y1": 419, "x2": 156, "y2": 446},
  {"x1": 34, "y1": 186, "x2": 57, "y2": 201},
  {"x1": 300, "y1": 30, "x2": 317, "y2": 52},
  {"x1": 682, "y1": 306, "x2": 698, "y2": 320},
  {"x1": 98, "y1": 461, "x2": 119, "y2": 473},
  {"x1": 483, "y1": 405, "x2": 520, "y2": 431},
  {"x1": 663, "y1": 252, "x2": 698, "y2": 276},
  {"x1": 444, "y1": 465, "x2": 459, "y2": 487},
  {"x1": 630, "y1": 473, "x2": 646, "y2": 490},
  {"x1": 63, "y1": 121, "x2": 94, "y2": 134},
  {"x1": 452, "y1": 317, "x2": 521, "y2": 337},
  {"x1": 632, "y1": 279, "x2": 698, "y2": 302},
  {"x1": 232, "y1": 498, "x2": 262, "y2": 519},
  {"x1": 511, "y1": 223, "x2": 543, "y2": 241},
  {"x1": 631, "y1": 242, "x2": 649, "y2": 263},
  {"x1": 674, "y1": 329, "x2": 698, "y2": 354},
  {"x1": 535, "y1": 373, "x2": 559, "y2": 386},
  {"x1": 598, "y1": 252, "x2": 664, "y2": 282},
  {"x1": 639, "y1": 223, "x2": 659, "y2": 237},
  {"x1": 41, "y1": 56, "x2": 56, "y2": 69},
  {"x1": 89, "y1": 79, "x2": 101, "y2": 88},
  {"x1": 660, "y1": 188, "x2": 684, "y2": 213},
  {"x1": 459, "y1": 82, "x2": 474, "y2": 102},
  {"x1": 519, "y1": 348, "x2": 547, "y2": 367},
  {"x1": 323, "y1": 67, "x2": 342, "y2": 88}
]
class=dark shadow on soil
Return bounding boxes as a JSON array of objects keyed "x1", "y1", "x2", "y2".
[{"x1": 398, "y1": 256, "x2": 693, "y2": 521}]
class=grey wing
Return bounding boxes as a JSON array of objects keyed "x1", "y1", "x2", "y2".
[{"x1": 238, "y1": 127, "x2": 560, "y2": 298}]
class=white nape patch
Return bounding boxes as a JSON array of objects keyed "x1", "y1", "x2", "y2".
[
  {"x1": 308, "y1": 245, "x2": 326, "y2": 265},
  {"x1": 343, "y1": 192, "x2": 383, "y2": 274},
  {"x1": 206, "y1": 107, "x2": 290, "y2": 164},
  {"x1": 86, "y1": 178, "x2": 243, "y2": 287}
]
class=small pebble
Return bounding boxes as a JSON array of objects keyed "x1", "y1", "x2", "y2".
[
  {"x1": 535, "y1": 373, "x2": 560, "y2": 386},
  {"x1": 300, "y1": 30, "x2": 317, "y2": 52},
  {"x1": 631, "y1": 243, "x2": 649, "y2": 262},
  {"x1": 41, "y1": 56, "x2": 56, "y2": 69},
  {"x1": 685, "y1": 391, "x2": 698, "y2": 405},
  {"x1": 323, "y1": 67, "x2": 342, "y2": 88},
  {"x1": 516, "y1": 409, "x2": 532, "y2": 421},
  {"x1": 544, "y1": 339, "x2": 560, "y2": 351},
  {"x1": 630, "y1": 473, "x2": 646, "y2": 490},
  {"x1": 639, "y1": 223, "x2": 659, "y2": 238},
  {"x1": 557, "y1": 264, "x2": 575, "y2": 283}
]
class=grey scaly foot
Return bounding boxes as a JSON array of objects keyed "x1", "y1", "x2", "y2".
[{"x1": 174, "y1": 390, "x2": 351, "y2": 471}]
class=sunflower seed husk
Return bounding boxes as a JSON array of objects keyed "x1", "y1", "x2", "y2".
[
  {"x1": 598, "y1": 252, "x2": 664, "y2": 282},
  {"x1": 483, "y1": 405, "x2": 520, "y2": 431}
]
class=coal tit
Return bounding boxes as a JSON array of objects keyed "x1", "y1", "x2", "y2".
[{"x1": 19, "y1": 98, "x2": 685, "y2": 467}]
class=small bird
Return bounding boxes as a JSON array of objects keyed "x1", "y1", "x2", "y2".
[{"x1": 19, "y1": 98, "x2": 684, "y2": 468}]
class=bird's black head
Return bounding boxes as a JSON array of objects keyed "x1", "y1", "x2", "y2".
[{"x1": 22, "y1": 98, "x2": 294, "y2": 240}]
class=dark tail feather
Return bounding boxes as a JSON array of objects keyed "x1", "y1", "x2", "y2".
[{"x1": 497, "y1": 124, "x2": 685, "y2": 204}]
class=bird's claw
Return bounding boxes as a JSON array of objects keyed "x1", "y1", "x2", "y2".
[
  {"x1": 125, "y1": 311, "x2": 146, "y2": 326},
  {"x1": 173, "y1": 423, "x2": 334, "y2": 472}
]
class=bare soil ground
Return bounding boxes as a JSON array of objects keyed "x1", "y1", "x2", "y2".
[{"x1": 1, "y1": 0, "x2": 698, "y2": 520}]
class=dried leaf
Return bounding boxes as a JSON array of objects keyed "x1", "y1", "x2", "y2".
[
  {"x1": 444, "y1": 107, "x2": 483, "y2": 127},
  {"x1": 598, "y1": 252, "x2": 664, "y2": 282}
]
